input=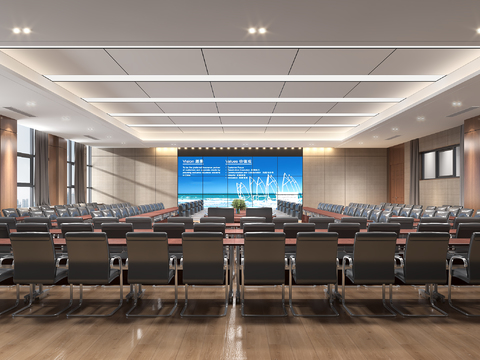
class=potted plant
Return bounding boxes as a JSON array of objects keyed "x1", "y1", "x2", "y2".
[{"x1": 231, "y1": 199, "x2": 246, "y2": 214}]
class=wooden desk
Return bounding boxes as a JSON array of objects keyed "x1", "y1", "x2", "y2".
[
  {"x1": 302, "y1": 207, "x2": 345, "y2": 220},
  {"x1": 119, "y1": 207, "x2": 178, "y2": 222}
]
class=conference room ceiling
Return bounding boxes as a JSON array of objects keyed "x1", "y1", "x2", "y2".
[{"x1": 1, "y1": 0, "x2": 480, "y2": 148}]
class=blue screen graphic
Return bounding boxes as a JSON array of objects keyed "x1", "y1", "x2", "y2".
[{"x1": 178, "y1": 156, "x2": 302, "y2": 208}]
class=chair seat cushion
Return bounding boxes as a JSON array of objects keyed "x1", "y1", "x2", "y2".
[
  {"x1": 394, "y1": 267, "x2": 447, "y2": 285},
  {"x1": 0, "y1": 268, "x2": 13, "y2": 282},
  {"x1": 451, "y1": 268, "x2": 480, "y2": 285}
]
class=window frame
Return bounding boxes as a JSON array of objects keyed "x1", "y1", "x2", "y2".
[
  {"x1": 421, "y1": 145, "x2": 460, "y2": 180},
  {"x1": 67, "y1": 140, "x2": 75, "y2": 204},
  {"x1": 17, "y1": 125, "x2": 35, "y2": 207},
  {"x1": 86, "y1": 145, "x2": 92, "y2": 202}
]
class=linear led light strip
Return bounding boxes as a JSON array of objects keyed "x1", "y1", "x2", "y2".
[
  {"x1": 110, "y1": 113, "x2": 377, "y2": 117},
  {"x1": 127, "y1": 124, "x2": 357, "y2": 128},
  {"x1": 45, "y1": 75, "x2": 444, "y2": 82},
  {"x1": 84, "y1": 97, "x2": 404, "y2": 103}
]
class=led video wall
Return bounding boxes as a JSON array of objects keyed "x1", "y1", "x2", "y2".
[{"x1": 178, "y1": 153, "x2": 302, "y2": 208}]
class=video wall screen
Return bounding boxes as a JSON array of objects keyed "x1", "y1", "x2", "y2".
[{"x1": 178, "y1": 155, "x2": 302, "y2": 208}]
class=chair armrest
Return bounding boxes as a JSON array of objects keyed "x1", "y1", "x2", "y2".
[
  {"x1": 336, "y1": 258, "x2": 340, "y2": 270},
  {"x1": 56, "y1": 255, "x2": 69, "y2": 269},
  {"x1": 394, "y1": 255, "x2": 404, "y2": 269},
  {"x1": 342, "y1": 255, "x2": 353, "y2": 270},
  {"x1": 449, "y1": 255, "x2": 468, "y2": 271},
  {"x1": 289, "y1": 256, "x2": 296, "y2": 270},
  {"x1": 0, "y1": 254, "x2": 14, "y2": 265},
  {"x1": 179, "y1": 257, "x2": 183, "y2": 270},
  {"x1": 110, "y1": 255, "x2": 122, "y2": 271},
  {"x1": 169, "y1": 255, "x2": 177, "y2": 270},
  {"x1": 285, "y1": 257, "x2": 289, "y2": 270}
]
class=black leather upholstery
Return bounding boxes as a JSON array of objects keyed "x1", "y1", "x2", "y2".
[
  {"x1": 283, "y1": 223, "x2": 316, "y2": 238},
  {"x1": 154, "y1": 223, "x2": 185, "y2": 238},
  {"x1": 246, "y1": 207, "x2": 273, "y2": 223},
  {"x1": 243, "y1": 223, "x2": 275, "y2": 233},
  {"x1": 92, "y1": 217, "x2": 119, "y2": 229},
  {"x1": 387, "y1": 216, "x2": 414, "y2": 229},
  {"x1": 417, "y1": 223, "x2": 451, "y2": 233},
  {"x1": 208, "y1": 207, "x2": 234, "y2": 223},
  {"x1": 328, "y1": 223, "x2": 360, "y2": 238},
  {"x1": 367, "y1": 223, "x2": 401, "y2": 236},
  {"x1": 101, "y1": 223, "x2": 134, "y2": 238},
  {"x1": 194, "y1": 222, "x2": 226, "y2": 237},
  {"x1": 273, "y1": 216, "x2": 298, "y2": 229},
  {"x1": 167, "y1": 216, "x2": 194, "y2": 229},
  {"x1": 61, "y1": 223, "x2": 94, "y2": 238},
  {"x1": 57, "y1": 217, "x2": 84, "y2": 227},
  {"x1": 200, "y1": 216, "x2": 226, "y2": 224},
  {"x1": 456, "y1": 223, "x2": 480, "y2": 238},
  {"x1": 23, "y1": 216, "x2": 52, "y2": 229},
  {"x1": 308, "y1": 217, "x2": 335, "y2": 229},
  {"x1": 341, "y1": 217, "x2": 367, "y2": 229},
  {"x1": 240, "y1": 216, "x2": 266, "y2": 229},
  {"x1": 16, "y1": 223, "x2": 49, "y2": 232},
  {"x1": 125, "y1": 217, "x2": 152, "y2": 229}
]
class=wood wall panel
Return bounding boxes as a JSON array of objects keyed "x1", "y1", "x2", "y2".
[
  {"x1": 0, "y1": 117, "x2": 17, "y2": 210},
  {"x1": 387, "y1": 144, "x2": 404, "y2": 204},
  {"x1": 48, "y1": 135, "x2": 67, "y2": 205},
  {"x1": 464, "y1": 116, "x2": 480, "y2": 210}
]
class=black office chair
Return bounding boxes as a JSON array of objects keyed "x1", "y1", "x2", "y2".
[
  {"x1": 379, "y1": 211, "x2": 392, "y2": 223},
  {"x1": 240, "y1": 216, "x2": 266, "y2": 229},
  {"x1": 417, "y1": 223, "x2": 451, "y2": 233},
  {"x1": 240, "y1": 232, "x2": 287, "y2": 317},
  {"x1": 57, "y1": 217, "x2": 84, "y2": 228},
  {"x1": 243, "y1": 223, "x2": 275, "y2": 233},
  {"x1": 180, "y1": 232, "x2": 228, "y2": 317},
  {"x1": 387, "y1": 216, "x2": 414, "y2": 229},
  {"x1": 246, "y1": 207, "x2": 273, "y2": 223},
  {"x1": 341, "y1": 216, "x2": 367, "y2": 229},
  {"x1": 328, "y1": 223, "x2": 360, "y2": 238},
  {"x1": 399, "y1": 208, "x2": 412, "y2": 217},
  {"x1": 10, "y1": 232, "x2": 70, "y2": 317},
  {"x1": 410, "y1": 208, "x2": 423, "y2": 219},
  {"x1": 92, "y1": 216, "x2": 119, "y2": 229},
  {"x1": 125, "y1": 232, "x2": 177, "y2": 317},
  {"x1": 0, "y1": 217, "x2": 17, "y2": 230},
  {"x1": 456, "y1": 223, "x2": 480, "y2": 238},
  {"x1": 2, "y1": 209, "x2": 18, "y2": 218},
  {"x1": 125, "y1": 217, "x2": 152, "y2": 230},
  {"x1": 194, "y1": 222, "x2": 226, "y2": 237},
  {"x1": 419, "y1": 216, "x2": 449, "y2": 223},
  {"x1": 16, "y1": 223, "x2": 50, "y2": 232},
  {"x1": 167, "y1": 216, "x2": 194, "y2": 229},
  {"x1": 369, "y1": 210, "x2": 383, "y2": 223},
  {"x1": 23, "y1": 216, "x2": 53, "y2": 229},
  {"x1": 367, "y1": 222, "x2": 401, "y2": 237},
  {"x1": 308, "y1": 216, "x2": 335, "y2": 229},
  {"x1": 391, "y1": 232, "x2": 450, "y2": 317},
  {"x1": 200, "y1": 216, "x2": 226, "y2": 224},
  {"x1": 154, "y1": 222, "x2": 185, "y2": 257},
  {"x1": 60, "y1": 223, "x2": 94, "y2": 238},
  {"x1": 65, "y1": 232, "x2": 123, "y2": 317},
  {"x1": 289, "y1": 232, "x2": 339, "y2": 317},
  {"x1": 448, "y1": 232, "x2": 480, "y2": 316},
  {"x1": 458, "y1": 209, "x2": 474, "y2": 217},
  {"x1": 273, "y1": 216, "x2": 298, "y2": 230},
  {"x1": 454, "y1": 217, "x2": 480, "y2": 229},
  {"x1": 0, "y1": 266, "x2": 15, "y2": 315},
  {"x1": 283, "y1": 223, "x2": 316, "y2": 238},
  {"x1": 341, "y1": 232, "x2": 398, "y2": 317},
  {"x1": 208, "y1": 207, "x2": 235, "y2": 223},
  {"x1": 101, "y1": 223, "x2": 134, "y2": 260}
]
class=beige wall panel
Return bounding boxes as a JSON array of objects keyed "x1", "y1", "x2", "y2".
[
  {"x1": 419, "y1": 178, "x2": 460, "y2": 207},
  {"x1": 134, "y1": 156, "x2": 156, "y2": 205},
  {"x1": 92, "y1": 148, "x2": 115, "y2": 157},
  {"x1": 113, "y1": 155, "x2": 135, "y2": 204},
  {"x1": 419, "y1": 126, "x2": 461, "y2": 152},
  {"x1": 91, "y1": 156, "x2": 114, "y2": 204},
  {"x1": 135, "y1": 148, "x2": 156, "y2": 157},
  {"x1": 324, "y1": 156, "x2": 346, "y2": 205},
  {"x1": 404, "y1": 141, "x2": 411, "y2": 204},
  {"x1": 366, "y1": 156, "x2": 388, "y2": 204},
  {"x1": 303, "y1": 155, "x2": 325, "y2": 208},
  {"x1": 303, "y1": 148, "x2": 325, "y2": 157},
  {"x1": 346, "y1": 156, "x2": 368, "y2": 205},
  {"x1": 345, "y1": 148, "x2": 386, "y2": 157},
  {"x1": 155, "y1": 155, "x2": 178, "y2": 208},
  {"x1": 325, "y1": 148, "x2": 345, "y2": 157}
]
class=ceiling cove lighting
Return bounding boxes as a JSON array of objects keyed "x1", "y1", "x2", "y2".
[
  {"x1": 45, "y1": 75, "x2": 444, "y2": 82},
  {"x1": 110, "y1": 112, "x2": 377, "y2": 117},
  {"x1": 127, "y1": 124, "x2": 357, "y2": 128},
  {"x1": 84, "y1": 97, "x2": 404, "y2": 103}
]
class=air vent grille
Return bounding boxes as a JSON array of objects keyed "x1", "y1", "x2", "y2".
[
  {"x1": 84, "y1": 135, "x2": 100, "y2": 140},
  {"x1": 447, "y1": 106, "x2": 479, "y2": 118},
  {"x1": 385, "y1": 135, "x2": 401, "y2": 140},
  {"x1": 3, "y1": 107, "x2": 35, "y2": 117}
]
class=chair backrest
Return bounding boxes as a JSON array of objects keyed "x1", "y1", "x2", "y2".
[
  {"x1": 16, "y1": 223, "x2": 49, "y2": 232},
  {"x1": 419, "y1": 216, "x2": 448, "y2": 223},
  {"x1": 294, "y1": 232, "x2": 339, "y2": 285},
  {"x1": 341, "y1": 216, "x2": 367, "y2": 229},
  {"x1": 65, "y1": 232, "x2": 111, "y2": 284},
  {"x1": 182, "y1": 232, "x2": 225, "y2": 285},
  {"x1": 57, "y1": 217, "x2": 84, "y2": 227},
  {"x1": 42, "y1": 209, "x2": 57, "y2": 220},
  {"x1": 153, "y1": 223, "x2": 185, "y2": 238},
  {"x1": 167, "y1": 216, "x2": 194, "y2": 229},
  {"x1": 426, "y1": 206, "x2": 437, "y2": 210},
  {"x1": 101, "y1": 223, "x2": 134, "y2": 238},
  {"x1": 56, "y1": 208, "x2": 70, "y2": 217},
  {"x1": 283, "y1": 223, "x2": 316, "y2": 238},
  {"x1": 67, "y1": 207, "x2": 81, "y2": 217},
  {"x1": 399, "y1": 208, "x2": 412, "y2": 217},
  {"x1": 126, "y1": 232, "x2": 171, "y2": 284},
  {"x1": 361, "y1": 209, "x2": 373, "y2": 219},
  {"x1": 2, "y1": 208, "x2": 18, "y2": 218},
  {"x1": 125, "y1": 217, "x2": 152, "y2": 229},
  {"x1": 434, "y1": 210, "x2": 450, "y2": 219},
  {"x1": 92, "y1": 217, "x2": 119, "y2": 229},
  {"x1": 101, "y1": 209, "x2": 114, "y2": 217},
  {"x1": 90, "y1": 210, "x2": 102, "y2": 218},
  {"x1": 243, "y1": 223, "x2": 276, "y2": 233},
  {"x1": 387, "y1": 216, "x2": 414, "y2": 229},
  {"x1": 29, "y1": 210, "x2": 45, "y2": 217},
  {"x1": 422, "y1": 209, "x2": 436, "y2": 217},
  {"x1": 17, "y1": 208, "x2": 30, "y2": 216},
  {"x1": 458, "y1": 209, "x2": 474, "y2": 217},
  {"x1": 308, "y1": 216, "x2": 335, "y2": 229},
  {"x1": 383, "y1": 205, "x2": 394, "y2": 211},
  {"x1": 410, "y1": 208, "x2": 423, "y2": 219},
  {"x1": 23, "y1": 216, "x2": 52, "y2": 229},
  {"x1": 368, "y1": 222, "x2": 401, "y2": 236},
  {"x1": 454, "y1": 217, "x2": 480, "y2": 229},
  {"x1": 0, "y1": 223, "x2": 9, "y2": 238},
  {"x1": 379, "y1": 210, "x2": 392, "y2": 223},
  {"x1": 416, "y1": 223, "x2": 451, "y2": 233},
  {"x1": 243, "y1": 232, "x2": 286, "y2": 285},
  {"x1": 246, "y1": 207, "x2": 273, "y2": 223},
  {"x1": 200, "y1": 216, "x2": 226, "y2": 224},
  {"x1": 456, "y1": 223, "x2": 480, "y2": 239},
  {"x1": 412, "y1": 205, "x2": 423, "y2": 209},
  {"x1": 403, "y1": 232, "x2": 450, "y2": 283},
  {"x1": 272, "y1": 216, "x2": 297, "y2": 229},
  {"x1": 10, "y1": 232, "x2": 57, "y2": 283},
  {"x1": 327, "y1": 223, "x2": 360, "y2": 238},
  {"x1": 351, "y1": 232, "x2": 398, "y2": 284},
  {"x1": 354, "y1": 208, "x2": 364, "y2": 217},
  {"x1": 347, "y1": 207, "x2": 357, "y2": 216},
  {"x1": 436, "y1": 206, "x2": 448, "y2": 211},
  {"x1": 0, "y1": 217, "x2": 17, "y2": 230},
  {"x1": 369, "y1": 209, "x2": 383, "y2": 222},
  {"x1": 194, "y1": 223, "x2": 226, "y2": 237},
  {"x1": 208, "y1": 207, "x2": 234, "y2": 223},
  {"x1": 61, "y1": 223, "x2": 94, "y2": 238},
  {"x1": 466, "y1": 232, "x2": 480, "y2": 282},
  {"x1": 240, "y1": 216, "x2": 266, "y2": 229}
]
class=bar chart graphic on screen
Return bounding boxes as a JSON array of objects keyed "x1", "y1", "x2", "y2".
[{"x1": 178, "y1": 156, "x2": 303, "y2": 208}]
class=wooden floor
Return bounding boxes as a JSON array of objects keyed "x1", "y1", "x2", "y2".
[{"x1": 1, "y1": 284, "x2": 480, "y2": 359}]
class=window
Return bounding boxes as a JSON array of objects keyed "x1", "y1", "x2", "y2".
[
  {"x1": 421, "y1": 145, "x2": 460, "y2": 180},
  {"x1": 67, "y1": 140, "x2": 75, "y2": 204},
  {"x1": 87, "y1": 145, "x2": 92, "y2": 202},
  {"x1": 17, "y1": 125, "x2": 35, "y2": 207}
]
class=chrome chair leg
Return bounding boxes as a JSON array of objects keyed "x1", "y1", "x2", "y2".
[
  {"x1": 0, "y1": 284, "x2": 21, "y2": 316},
  {"x1": 67, "y1": 282, "x2": 123, "y2": 318},
  {"x1": 448, "y1": 268, "x2": 480, "y2": 316},
  {"x1": 13, "y1": 284, "x2": 72, "y2": 317},
  {"x1": 390, "y1": 284, "x2": 448, "y2": 317}
]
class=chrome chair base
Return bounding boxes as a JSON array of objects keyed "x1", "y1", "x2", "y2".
[
  {"x1": 341, "y1": 283, "x2": 396, "y2": 317},
  {"x1": 12, "y1": 284, "x2": 72, "y2": 317},
  {"x1": 126, "y1": 282, "x2": 178, "y2": 317},
  {"x1": 180, "y1": 283, "x2": 228, "y2": 317},
  {"x1": 289, "y1": 276, "x2": 339, "y2": 317},
  {"x1": 67, "y1": 283, "x2": 123, "y2": 318},
  {"x1": 389, "y1": 284, "x2": 448, "y2": 317}
]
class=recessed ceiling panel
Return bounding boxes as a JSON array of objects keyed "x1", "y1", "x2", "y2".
[
  {"x1": 203, "y1": 49, "x2": 297, "y2": 75},
  {"x1": 220, "y1": 118, "x2": 269, "y2": 125},
  {"x1": 171, "y1": 117, "x2": 221, "y2": 124},
  {"x1": 274, "y1": 103, "x2": 334, "y2": 113},
  {"x1": 331, "y1": 103, "x2": 394, "y2": 113},
  {"x1": 223, "y1": 127, "x2": 267, "y2": 133},
  {"x1": 158, "y1": 103, "x2": 218, "y2": 113},
  {"x1": 93, "y1": 102, "x2": 162, "y2": 113},
  {"x1": 107, "y1": 49, "x2": 208, "y2": 75},
  {"x1": 138, "y1": 82, "x2": 213, "y2": 97},
  {"x1": 264, "y1": 127, "x2": 308, "y2": 133},
  {"x1": 290, "y1": 49, "x2": 393, "y2": 75},
  {"x1": 280, "y1": 82, "x2": 358, "y2": 97},
  {"x1": 59, "y1": 82, "x2": 147, "y2": 98},
  {"x1": 211, "y1": 82, "x2": 283, "y2": 97},
  {"x1": 346, "y1": 82, "x2": 432, "y2": 98},
  {"x1": 181, "y1": 127, "x2": 224, "y2": 133},
  {"x1": 306, "y1": 127, "x2": 351, "y2": 133},
  {"x1": 217, "y1": 103, "x2": 275, "y2": 113}
]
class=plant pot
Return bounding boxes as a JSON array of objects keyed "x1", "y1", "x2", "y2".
[{"x1": 236, "y1": 209, "x2": 240, "y2": 214}]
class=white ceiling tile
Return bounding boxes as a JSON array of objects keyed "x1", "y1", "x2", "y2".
[
  {"x1": 211, "y1": 82, "x2": 283, "y2": 97},
  {"x1": 181, "y1": 127, "x2": 224, "y2": 133},
  {"x1": 346, "y1": 82, "x2": 432, "y2": 98},
  {"x1": 220, "y1": 118, "x2": 269, "y2": 124},
  {"x1": 138, "y1": 82, "x2": 213, "y2": 97},
  {"x1": 269, "y1": 117, "x2": 320, "y2": 124},
  {"x1": 58, "y1": 82, "x2": 147, "y2": 98},
  {"x1": 107, "y1": 49, "x2": 207, "y2": 75},
  {"x1": 316, "y1": 117, "x2": 371, "y2": 125},
  {"x1": 217, "y1": 103, "x2": 275, "y2": 113},
  {"x1": 331, "y1": 103, "x2": 395, "y2": 113},
  {"x1": 274, "y1": 103, "x2": 334, "y2": 113},
  {"x1": 280, "y1": 82, "x2": 357, "y2": 97},
  {"x1": 371, "y1": 49, "x2": 480, "y2": 75},
  {"x1": 203, "y1": 49, "x2": 297, "y2": 75},
  {"x1": 93, "y1": 102, "x2": 162, "y2": 113},
  {"x1": 290, "y1": 49, "x2": 393, "y2": 75},
  {"x1": 265, "y1": 128, "x2": 308, "y2": 133},
  {"x1": 172, "y1": 117, "x2": 221, "y2": 124},
  {"x1": 306, "y1": 128, "x2": 351, "y2": 133},
  {"x1": 136, "y1": 128, "x2": 183, "y2": 133},
  {"x1": 158, "y1": 103, "x2": 218, "y2": 113},
  {"x1": 223, "y1": 127, "x2": 267, "y2": 133}
]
